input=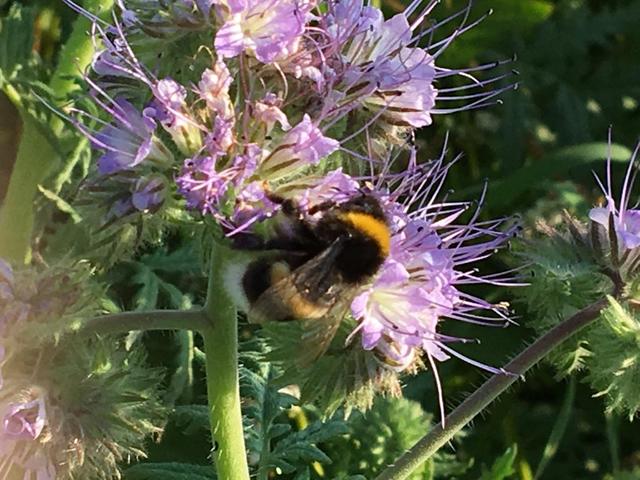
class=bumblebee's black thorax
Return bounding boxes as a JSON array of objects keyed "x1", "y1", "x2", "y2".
[{"x1": 314, "y1": 195, "x2": 391, "y2": 284}]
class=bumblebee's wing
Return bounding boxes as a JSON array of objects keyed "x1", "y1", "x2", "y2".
[
  {"x1": 249, "y1": 240, "x2": 356, "y2": 363},
  {"x1": 248, "y1": 240, "x2": 345, "y2": 324},
  {"x1": 295, "y1": 295, "x2": 355, "y2": 366}
]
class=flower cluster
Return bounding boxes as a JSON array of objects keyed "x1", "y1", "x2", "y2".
[
  {"x1": 0, "y1": 261, "x2": 167, "y2": 479},
  {"x1": 68, "y1": 0, "x2": 518, "y2": 414},
  {"x1": 516, "y1": 133, "x2": 640, "y2": 420},
  {"x1": 68, "y1": 0, "x2": 514, "y2": 234}
]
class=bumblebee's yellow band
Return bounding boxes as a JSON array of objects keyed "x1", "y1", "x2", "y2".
[{"x1": 339, "y1": 212, "x2": 391, "y2": 257}]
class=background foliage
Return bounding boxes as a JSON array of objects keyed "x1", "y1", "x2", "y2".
[{"x1": 1, "y1": 0, "x2": 640, "y2": 478}]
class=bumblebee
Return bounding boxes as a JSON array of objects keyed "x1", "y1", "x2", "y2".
[{"x1": 227, "y1": 192, "x2": 391, "y2": 358}]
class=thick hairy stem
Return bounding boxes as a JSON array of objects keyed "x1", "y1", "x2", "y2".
[
  {"x1": 0, "y1": 0, "x2": 113, "y2": 263},
  {"x1": 78, "y1": 309, "x2": 208, "y2": 337},
  {"x1": 375, "y1": 298, "x2": 609, "y2": 480},
  {"x1": 203, "y1": 243, "x2": 250, "y2": 480}
]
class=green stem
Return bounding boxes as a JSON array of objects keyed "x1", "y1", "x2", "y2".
[
  {"x1": 0, "y1": 114, "x2": 55, "y2": 263},
  {"x1": 203, "y1": 242, "x2": 250, "y2": 480},
  {"x1": 375, "y1": 298, "x2": 609, "y2": 480},
  {"x1": 78, "y1": 309, "x2": 208, "y2": 336},
  {"x1": 605, "y1": 411, "x2": 621, "y2": 473},
  {"x1": 0, "y1": 0, "x2": 113, "y2": 263},
  {"x1": 49, "y1": 0, "x2": 114, "y2": 101}
]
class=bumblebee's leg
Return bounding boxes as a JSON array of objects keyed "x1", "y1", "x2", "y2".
[
  {"x1": 307, "y1": 199, "x2": 337, "y2": 215},
  {"x1": 229, "y1": 231, "x2": 269, "y2": 250},
  {"x1": 264, "y1": 190, "x2": 301, "y2": 217}
]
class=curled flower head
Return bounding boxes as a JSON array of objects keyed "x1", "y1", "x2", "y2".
[
  {"x1": 590, "y1": 136, "x2": 640, "y2": 253},
  {"x1": 0, "y1": 342, "x2": 166, "y2": 480},
  {"x1": 67, "y1": 0, "x2": 514, "y2": 246}
]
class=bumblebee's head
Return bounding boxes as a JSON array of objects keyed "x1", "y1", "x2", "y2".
[{"x1": 338, "y1": 194, "x2": 387, "y2": 222}]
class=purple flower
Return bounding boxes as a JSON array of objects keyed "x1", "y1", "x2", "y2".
[
  {"x1": 254, "y1": 93, "x2": 291, "y2": 132},
  {"x1": 205, "y1": 116, "x2": 235, "y2": 156},
  {"x1": 343, "y1": 150, "x2": 519, "y2": 419},
  {"x1": 328, "y1": 6, "x2": 438, "y2": 127},
  {"x1": 0, "y1": 391, "x2": 56, "y2": 480},
  {"x1": 314, "y1": 1, "x2": 515, "y2": 127},
  {"x1": 363, "y1": 48, "x2": 437, "y2": 127},
  {"x1": 131, "y1": 176, "x2": 168, "y2": 212},
  {"x1": 2, "y1": 396, "x2": 47, "y2": 441},
  {"x1": 198, "y1": 61, "x2": 234, "y2": 118},
  {"x1": 214, "y1": 0, "x2": 311, "y2": 63},
  {"x1": 258, "y1": 114, "x2": 339, "y2": 180},
  {"x1": 176, "y1": 156, "x2": 227, "y2": 214},
  {"x1": 92, "y1": 99, "x2": 160, "y2": 175},
  {"x1": 176, "y1": 145, "x2": 262, "y2": 215},
  {"x1": 149, "y1": 78, "x2": 203, "y2": 155},
  {"x1": 590, "y1": 138, "x2": 640, "y2": 251}
]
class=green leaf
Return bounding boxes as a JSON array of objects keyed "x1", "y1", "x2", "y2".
[
  {"x1": 171, "y1": 405, "x2": 209, "y2": 435},
  {"x1": 141, "y1": 245, "x2": 200, "y2": 273},
  {"x1": 239, "y1": 341, "x2": 347, "y2": 479},
  {"x1": 37, "y1": 184, "x2": 82, "y2": 223},
  {"x1": 479, "y1": 142, "x2": 633, "y2": 208},
  {"x1": 164, "y1": 331, "x2": 195, "y2": 404},
  {"x1": 0, "y1": 4, "x2": 36, "y2": 81},
  {"x1": 125, "y1": 462, "x2": 216, "y2": 480},
  {"x1": 132, "y1": 265, "x2": 160, "y2": 310},
  {"x1": 479, "y1": 445, "x2": 518, "y2": 480},
  {"x1": 534, "y1": 377, "x2": 576, "y2": 479}
]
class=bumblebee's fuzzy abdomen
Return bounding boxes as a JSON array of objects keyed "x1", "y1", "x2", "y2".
[{"x1": 336, "y1": 236, "x2": 387, "y2": 283}]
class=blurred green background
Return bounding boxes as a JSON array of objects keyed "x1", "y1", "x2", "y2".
[{"x1": 1, "y1": 0, "x2": 639, "y2": 479}]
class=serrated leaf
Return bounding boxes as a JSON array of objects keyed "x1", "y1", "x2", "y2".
[
  {"x1": 240, "y1": 342, "x2": 347, "y2": 479},
  {"x1": 132, "y1": 265, "x2": 160, "y2": 310},
  {"x1": 479, "y1": 445, "x2": 518, "y2": 480},
  {"x1": 164, "y1": 331, "x2": 195, "y2": 404},
  {"x1": 141, "y1": 245, "x2": 200, "y2": 273},
  {"x1": 37, "y1": 184, "x2": 82, "y2": 223},
  {"x1": 124, "y1": 462, "x2": 216, "y2": 480},
  {"x1": 171, "y1": 405, "x2": 209, "y2": 435}
]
